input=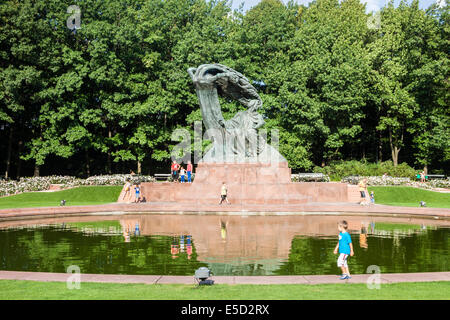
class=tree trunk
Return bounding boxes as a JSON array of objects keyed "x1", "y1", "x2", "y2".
[
  {"x1": 34, "y1": 164, "x2": 40, "y2": 177},
  {"x1": 378, "y1": 130, "x2": 382, "y2": 163},
  {"x1": 107, "y1": 129, "x2": 112, "y2": 174},
  {"x1": 34, "y1": 126, "x2": 43, "y2": 177},
  {"x1": 85, "y1": 150, "x2": 90, "y2": 177},
  {"x1": 424, "y1": 165, "x2": 428, "y2": 175},
  {"x1": 16, "y1": 140, "x2": 23, "y2": 178},
  {"x1": 5, "y1": 127, "x2": 13, "y2": 179},
  {"x1": 137, "y1": 160, "x2": 142, "y2": 174},
  {"x1": 391, "y1": 147, "x2": 400, "y2": 167},
  {"x1": 388, "y1": 128, "x2": 401, "y2": 167}
]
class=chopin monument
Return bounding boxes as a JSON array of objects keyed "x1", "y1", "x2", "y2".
[
  {"x1": 118, "y1": 64, "x2": 354, "y2": 205},
  {"x1": 187, "y1": 63, "x2": 284, "y2": 164}
]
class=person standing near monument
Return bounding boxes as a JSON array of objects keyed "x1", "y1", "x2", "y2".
[
  {"x1": 358, "y1": 178, "x2": 368, "y2": 205},
  {"x1": 180, "y1": 166, "x2": 186, "y2": 183},
  {"x1": 219, "y1": 182, "x2": 230, "y2": 205},
  {"x1": 134, "y1": 184, "x2": 141, "y2": 203},
  {"x1": 420, "y1": 171, "x2": 426, "y2": 183},
  {"x1": 187, "y1": 161, "x2": 193, "y2": 183},
  {"x1": 122, "y1": 179, "x2": 131, "y2": 201},
  {"x1": 171, "y1": 160, "x2": 180, "y2": 182}
]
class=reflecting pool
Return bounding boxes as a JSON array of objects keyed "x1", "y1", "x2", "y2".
[{"x1": 0, "y1": 215, "x2": 448, "y2": 276}]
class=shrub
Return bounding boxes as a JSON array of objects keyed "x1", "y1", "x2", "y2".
[{"x1": 314, "y1": 160, "x2": 417, "y2": 181}]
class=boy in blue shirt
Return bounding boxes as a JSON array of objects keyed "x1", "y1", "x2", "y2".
[{"x1": 333, "y1": 220, "x2": 354, "y2": 280}]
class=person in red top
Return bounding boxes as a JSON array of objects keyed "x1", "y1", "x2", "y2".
[
  {"x1": 187, "y1": 161, "x2": 193, "y2": 183},
  {"x1": 171, "y1": 160, "x2": 180, "y2": 182}
]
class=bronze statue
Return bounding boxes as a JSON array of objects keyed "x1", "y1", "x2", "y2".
[{"x1": 188, "y1": 64, "x2": 285, "y2": 163}]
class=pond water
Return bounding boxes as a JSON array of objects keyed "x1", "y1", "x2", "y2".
[{"x1": 0, "y1": 214, "x2": 448, "y2": 276}]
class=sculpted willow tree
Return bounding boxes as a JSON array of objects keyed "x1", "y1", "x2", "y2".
[{"x1": 188, "y1": 64, "x2": 285, "y2": 163}]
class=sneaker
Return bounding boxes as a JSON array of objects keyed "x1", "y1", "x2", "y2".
[{"x1": 339, "y1": 275, "x2": 349, "y2": 280}]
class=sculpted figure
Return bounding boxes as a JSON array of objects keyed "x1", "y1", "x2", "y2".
[{"x1": 188, "y1": 64, "x2": 285, "y2": 163}]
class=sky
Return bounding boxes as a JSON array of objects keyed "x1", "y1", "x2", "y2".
[{"x1": 229, "y1": 0, "x2": 442, "y2": 13}]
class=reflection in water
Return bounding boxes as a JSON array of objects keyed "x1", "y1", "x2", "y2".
[
  {"x1": 186, "y1": 235, "x2": 192, "y2": 260},
  {"x1": 0, "y1": 215, "x2": 448, "y2": 276},
  {"x1": 359, "y1": 222, "x2": 368, "y2": 250},
  {"x1": 220, "y1": 220, "x2": 228, "y2": 242},
  {"x1": 171, "y1": 237, "x2": 179, "y2": 259}
]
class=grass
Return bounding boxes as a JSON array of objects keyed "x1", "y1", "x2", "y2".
[
  {"x1": 374, "y1": 222, "x2": 423, "y2": 232},
  {"x1": 368, "y1": 186, "x2": 450, "y2": 208},
  {"x1": 0, "y1": 186, "x2": 122, "y2": 210},
  {"x1": 0, "y1": 280, "x2": 448, "y2": 300}
]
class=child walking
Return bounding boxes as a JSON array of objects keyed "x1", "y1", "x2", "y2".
[{"x1": 333, "y1": 220, "x2": 354, "y2": 280}]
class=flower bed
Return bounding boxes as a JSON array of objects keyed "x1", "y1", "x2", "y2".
[
  {"x1": 341, "y1": 175, "x2": 450, "y2": 190},
  {"x1": 0, "y1": 175, "x2": 155, "y2": 197},
  {"x1": 342, "y1": 176, "x2": 411, "y2": 186},
  {"x1": 291, "y1": 173, "x2": 330, "y2": 182}
]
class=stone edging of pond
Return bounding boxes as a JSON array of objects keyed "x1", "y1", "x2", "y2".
[
  {"x1": 0, "y1": 271, "x2": 448, "y2": 285},
  {"x1": 0, "y1": 202, "x2": 449, "y2": 222}
]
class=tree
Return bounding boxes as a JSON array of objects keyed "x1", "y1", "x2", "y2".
[
  {"x1": 277, "y1": 0, "x2": 371, "y2": 167},
  {"x1": 368, "y1": 0, "x2": 447, "y2": 167}
]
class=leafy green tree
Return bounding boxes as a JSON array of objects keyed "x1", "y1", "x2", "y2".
[
  {"x1": 368, "y1": 0, "x2": 448, "y2": 167},
  {"x1": 276, "y1": 0, "x2": 371, "y2": 168}
]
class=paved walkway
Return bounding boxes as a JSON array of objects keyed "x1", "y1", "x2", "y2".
[
  {"x1": 0, "y1": 202, "x2": 449, "y2": 221},
  {"x1": 0, "y1": 271, "x2": 448, "y2": 285}
]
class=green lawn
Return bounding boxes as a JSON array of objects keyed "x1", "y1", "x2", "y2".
[
  {"x1": 368, "y1": 186, "x2": 450, "y2": 208},
  {"x1": 0, "y1": 186, "x2": 122, "y2": 210},
  {"x1": 0, "y1": 280, "x2": 448, "y2": 300}
]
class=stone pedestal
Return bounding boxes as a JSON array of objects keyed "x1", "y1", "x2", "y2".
[
  {"x1": 185, "y1": 162, "x2": 309, "y2": 205},
  {"x1": 118, "y1": 162, "x2": 353, "y2": 205}
]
